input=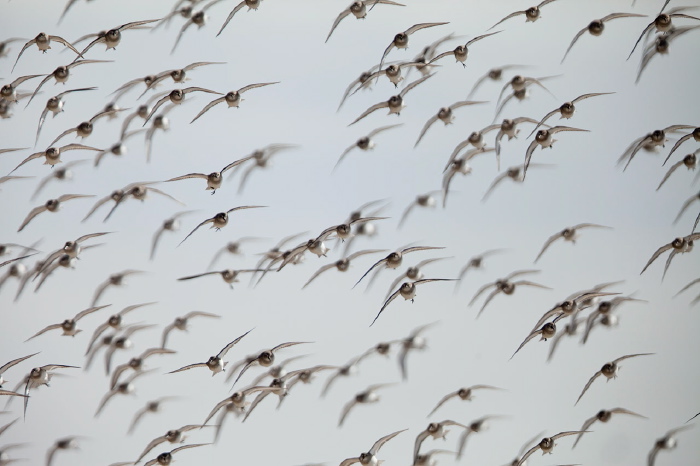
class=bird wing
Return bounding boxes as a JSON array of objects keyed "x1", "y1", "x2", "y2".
[
  {"x1": 217, "y1": 1, "x2": 248, "y2": 37},
  {"x1": 0, "y1": 353, "x2": 39, "y2": 374},
  {"x1": 534, "y1": 230, "x2": 563, "y2": 263},
  {"x1": 302, "y1": 263, "x2": 337, "y2": 289},
  {"x1": 488, "y1": 10, "x2": 525, "y2": 31},
  {"x1": 370, "y1": 428, "x2": 407, "y2": 454},
  {"x1": 348, "y1": 101, "x2": 389, "y2": 126},
  {"x1": 640, "y1": 242, "x2": 674, "y2": 275},
  {"x1": 178, "y1": 217, "x2": 214, "y2": 246},
  {"x1": 24, "y1": 323, "x2": 62, "y2": 341},
  {"x1": 414, "y1": 114, "x2": 440, "y2": 147},
  {"x1": 575, "y1": 371, "x2": 602, "y2": 405},
  {"x1": 190, "y1": 97, "x2": 226, "y2": 123},
  {"x1": 522, "y1": 140, "x2": 540, "y2": 179},
  {"x1": 399, "y1": 73, "x2": 433, "y2": 97},
  {"x1": 17, "y1": 205, "x2": 48, "y2": 232},
  {"x1": 428, "y1": 391, "x2": 458, "y2": 416},
  {"x1": 218, "y1": 328, "x2": 254, "y2": 359},
  {"x1": 168, "y1": 362, "x2": 207, "y2": 374},
  {"x1": 370, "y1": 288, "x2": 401, "y2": 326},
  {"x1": 657, "y1": 160, "x2": 685, "y2": 191}
]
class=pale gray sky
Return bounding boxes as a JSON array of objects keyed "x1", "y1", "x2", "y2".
[{"x1": 1, "y1": 0, "x2": 699, "y2": 465}]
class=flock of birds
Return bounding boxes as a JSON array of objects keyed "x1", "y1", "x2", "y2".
[{"x1": 0, "y1": 0, "x2": 699, "y2": 465}]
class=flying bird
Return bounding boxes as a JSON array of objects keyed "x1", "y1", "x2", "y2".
[
  {"x1": 349, "y1": 73, "x2": 433, "y2": 126},
  {"x1": 167, "y1": 329, "x2": 253, "y2": 376},
  {"x1": 573, "y1": 408, "x2": 647, "y2": 448},
  {"x1": 190, "y1": 82, "x2": 279, "y2": 123},
  {"x1": 575, "y1": 353, "x2": 654, "y2": 405},
  {"x1": 325, "y1": 1, "x2": 405, "y2": 43},
  {"x1": 25, "y1": 304, "x2": 110, "y2": 341},
  {"x1": 12, "y1": 33, "x2": 83, "y2": 72},
  {"x1": 79, "y1": 19, "x2": 160, "y2": 55},
  {"x1": 488, "y1": 0, "x2": 564, "y2": 30},
  {"x1": 379, "y1": 22, "x2": 449, "y2": 69},
  {"x1": 165, "y1": 154, "x2": 256, "y2": 193},
  {"x1": 339, "y1": 429, "x2": 406, "y2": 465},
  {"x1": 372, "y1": 278, "x2": 456, "y2": 326},
  {"x1": 534, "y1": 223, "x2": 612, "y2": 263},
  {"x1": 334, "y1": 124, "x2": 402, "y2": 171},
  {"x1": 561, "y1": 13, "x2": 647, "y2": 63},
  {"x1": 648, "y1": 425, "x2": 694, "y2": 466},
  {"x1": 414, "y1": 100, "x2": 487, "y2": 147},
  {"x1": 17, "y1": 194, "x2": 94, "y2": 232},
  {"x1": 428, "y1": 385, "x2": 503, "y2": 417},
  {"x1": 523, "y1": 126, "x2": 589, "y2": 178},
  {"x1": 178, "y1": 206, "x2": 265, "y2": 246}
]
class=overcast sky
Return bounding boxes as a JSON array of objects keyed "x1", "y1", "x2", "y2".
[{"x1": 1, "y1": 0, "x2": 699, "y2": 465}]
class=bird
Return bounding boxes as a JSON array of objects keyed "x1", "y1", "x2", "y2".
[
  {"x1": 492, "y1": 116, "x2": 541, "y2": 157},
  {"x1": 467, "y1": 64, "x2": 528, "y2": 98},
  {"x1": 675, "y1": 277, "x2": 700, "y2": 306},
  {"x1": 338, "y1": 383, "x2": 395, "y2": 427},
  {"x1": 241, "y1": 369, "x2": 309, "y2": 422},
  {"x1": 25, "y1": 60, "x2": 110, "y2": 109},
  {"x1": 138, "y1": 61, "x2": 225, "y2": 98},
  {"x1": 31, "y1": 159, "x2": 87, "y2": 201},
  {"x1": 17, "y1": 194, "x2": 94, "y2": 232},
  {"x1": 527, "y1": 93, "x2": 614, "y2": 137},
  {"x1": 0, "y1": 353, "x2": 39, "y2": 389},
  {"x1": 397, "y1": 322, "x2": 436, "y2": 380},
  {"x1": 206, "y1": 237, "x2": 262, "y2": 269},
  {"x1": 200, "y1": 385, "x2": 279, "y2": 428},
  {"x1": 582, "y1": 295, "x2": 648, "y2": 344},
  {"x1": 100, "y1": 182, "x2": 184, "y2": 223},
  {"x1": 663, "y1": 127, "x2": 700, "y2": 165},
  {"x1": 79, "y1": 19, "x2": 160, "y2": 55},
  {"x1": 496, "y1": 74, "x2": 557, "y2": 108},
  {"x1": 640, "y1": 233, "x2": 700, "y2": 278},
  {"x1": 178, "y1": 268, "x2": 266, "y2": 289},
  {"x1": 354, "y1": 245, "x2": 445, "y2": 288},
  {"x1": 354, "y1": 61, "x2": 427, "y2": 91},
  {"x1": 429, "y1": 31, "x2": 502, "y2": 68},
  {"x1": 325, "y1": 1, "x2": 406, "y2": 43},
  {"x1": 46, "y1": 437, "x2": 81, "y2": 466},
  {"x1": 103, "y1": 324, "x2": 156, "y2": 375},
  {"x1": 648, "y1": 425, "x2": 694, "y2": 466},
  {"x1": 143, "y1": 443, "x2": 209, "y2": 466},
  {"x1": 178, "y1": 206, "x2": 266, "y2": 246},
  {"x1": 383, "y1": 257, "x2": 451, "y2": 300},
  {"x1": 674, "y1": 191, "x2": 700, "y2": 225},
  {"x1": 339, "y1": 429, "x2": 406, "y2": 465},
  {"x1": 658, "y1": 150, "x2": 699, "y2": 190},
  {"x1": 428, "y1": 385, "x2": 503, "y2": 417},
  {"x1": 12, "y1": 33, "x2": 83, "y2": 72},
  {"x1": 561, "y1": 13, "x2": 647, "y2": 63},
  {"x1": 135, "y1": 425, "x2": 204, "y2": 463},
  {"x1": 531, "y1": 289, "x2": 620, "y2": 333},
  {"x1": 470, "y1": 270, "x2": 550, "y2": 317},
  {"x1": 575, "y1": 353, "x2": 654, "y2": 405},
  {"x1": 190, "y1": 82, "x2": 279, "y2": 123},
  {"x1": 372, "y1": 278, "x2": 456, "y2": 326},
  {"x1": 619, "y1": 124, "x2": 695, "y2": 171},
  {"x1": 379, "y1": 23, "x2": 449, "y2": 69},
  {"x1": 636, "y1": 25, "x2": 700, "y2": 84},
  {"x1": 414, "y1": 100, "x2": 487, "y2": 147},
  {"x1": 442, "y1": 148, "x2": 495, "y2": 207},
  {"x1": 523, "y1": 126, "x2": 589, "y2": 178},
  {"x1": 303, "y1": 249, "x2": 386, "y2": 289},
  {"x1": 35, "y1": 88, "x2": 97, "y2": 145},
  {"x1": 573, "y1": 408, "x2": 647, "y2": 448},
  {"x1": 161, "y1": 311, "x2": 220, "y2": 348},
  {"x1": 534, "y1": 223, "x2": 612, "y2": 263},
  {"x1": 48, "y1": 107, "x2": 128, "y2": 148},
  {"x1": 334, "y1": 124, "x2": 402, "y2": 171},
  {"x1": 95, "y1": 369, "x2": 155, "y2": 417},
  {"x1": 337, "y1": 63, "x2": 385, "y2": 111},
  {"x1": 170, "y1": 0, "x2": 222, "y2": 53},
  {"x1": 516, "y1": 431, "x2": 589, "y2": 465},
  {"x1": 10, "y1": 144, "x2": 101, "y2": 174},
  {"x1": 231, "y1": 341, "x2": 310, "y2": 387},
  {"x1": 25, "y1": 304, "x2": 110, "y2": 341},
  {"x1": 399, "y1": 191, "x2": 441, "y2": 229},
  {"x1": 627, "y1": 4, "x2": 700, "y2": 60},
  {"x1": 413, "y1": 420, "x2": 468, "y2": 463},
  {"x1": 510, "y1": 316, "x2": 566, "y2": 360},
  {"x1": 232, "y1": 143, "x2": 299, "y2": 193},
  {"x1": 349, "y1": 73, "x2": 433, "y2": 125},
  {"x1": 216, "y1": 0, "x2": 266, "y2": 36},
  {"x1": 150, "y1": 211, "x2": 196, "y2": 260},
  {"x1": 128, "y1": 397, "x2": 180, "y2": 435},
  {"x1": 109, "y1": 347, "x2": 175, "y2": 390},
  {"x1": 85, "y1": 302, "x2": 156, "y2": 356},
  {"x1": 92, "y1": 129, "x2": 147, "y2": 168},
  {"x1": 20, "y1": 365, "x2": 79, "y2": 418},
  {"x1": 165, "y1": 153, "x2": 256, "y2": 193},
  {"x1": 167, "y1": 329, "x2": 253, "y2": 376},
  {"x1": 143, "y1": 87, "x2": 223, "y2": 124},
  {"x1": 488, "y1": 0, "x2": 564, "y2": 30},
  {"x1": 456, "y1": 415, "x2": 504, "y2": 459}
]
